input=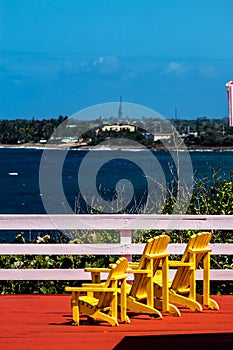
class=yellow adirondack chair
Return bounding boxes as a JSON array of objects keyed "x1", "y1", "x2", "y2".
[
  {"x1": 126, "y1": 234, "x2": 180, "y2": 318},
  {"x1": 65, "y1": 257, "x2": 129, "y2": 326},
  {"x1": 154, "y1": 232, "x2": 219, "y2": 312}
]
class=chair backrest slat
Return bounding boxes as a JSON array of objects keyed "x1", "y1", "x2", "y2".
[
  {"x1": 97, "y1": 257, "x2": 128, "y2": 309},
  {"x1": 130, "y1": 235, "x2": 170, "y2": 299},
  {"x1": 171, "y1": 232, "x2": 212, "y2": 292}
]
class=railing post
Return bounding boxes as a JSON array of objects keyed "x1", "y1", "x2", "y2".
[{"x1": 120, "y1": 229, "x2": 132, "y2": 262}]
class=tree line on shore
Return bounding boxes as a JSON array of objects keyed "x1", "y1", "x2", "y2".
[
  {"x1": 0, "y1": 116, "x2": 67, "y2": 144},
  {"x1": 0, "y1": 115, "x2": 233, "y2": 147}
]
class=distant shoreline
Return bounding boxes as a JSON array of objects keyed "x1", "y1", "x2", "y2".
[{"x1": 1, "y1": 142, "x2": 233, "y2": 151}]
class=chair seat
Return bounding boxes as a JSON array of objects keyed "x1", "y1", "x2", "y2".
[{"x1": 79, "y1": 296, "x2": 99, "y2": 307}]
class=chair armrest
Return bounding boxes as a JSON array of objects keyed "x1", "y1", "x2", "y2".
[
  {"x1": 126, "y1": 268, "x2": 151, "y2": 274},
  {"x1": 84, "y1": 267, "x2": 111, "y2": 273},
  {"x1": 65, "y1": 286, "x2": 119, "y2": 293},
  {"x1": 168, "y1": 261, "x2": 193, "y2": 267},
  {"x1": 112, "y1": 274, "x2": 128, "y2": 280},
  {"x1": 128, "y1": 262, "x2": 140, "y2": 268},
  {"x1": 145, "y1": 252, "x2": 170, "y2": 259},
  {"x1": 188, "y1": 247, "x2": 212, "y2": 253},
  {"x1": 82, "y1": 282, "x2": 104, "y2": 288}
]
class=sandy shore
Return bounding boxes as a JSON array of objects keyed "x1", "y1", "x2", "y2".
[{"x1": 1, "y1": 142, "x2": 233, "y2": 151}]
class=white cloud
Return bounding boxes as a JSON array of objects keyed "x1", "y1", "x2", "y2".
[
  {"x1": 93, "y1": 55, "x2": 119, "y2": 74},
  {"x1": 93, "y1": 56, "x2": 105, "y2": 65},
  {"x1": 165, "y1": 61, "x2": 193, "y2": 76}
]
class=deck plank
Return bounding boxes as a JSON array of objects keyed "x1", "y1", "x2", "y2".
[{"x1": 0, "y1": 295, "x2": 232, "y2": 350}]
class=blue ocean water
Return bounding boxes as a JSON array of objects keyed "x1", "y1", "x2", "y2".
[
  {"x1": 0, "y1": 147, "x2": 232, "y2": 242},
  {"x1": 0, "y1": 147, "x2": 232, "y2": 215}
]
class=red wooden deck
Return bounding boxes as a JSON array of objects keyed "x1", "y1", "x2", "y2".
[{"x1": 0, "y1": 295, "x2": 232, "y2": 350}]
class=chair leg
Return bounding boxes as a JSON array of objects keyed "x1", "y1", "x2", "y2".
[
  {"x1": 169, "y1": 291, "x2": 202, "y2": 312},
  {"x1": 127, "y1": 296, "x2": 163, "y2": 319},
  {"x1": 120, "y1": 280, "x2": 130, "y2": 323},
  {"x1": 196, "y1": 294, "x2": 219, "y2": 310},
  {"x1": 161, "y1": 256, "x2": 169, "y2": 313},
  {"x1": 207, "y1": 298, "x2": 220, "y2": 310},
  {"x1": 154, "y1": 282, "x2": 181, "y2": 316},
  {"x1": 92, "y1": 310, "x2": 119, "y2": 326},
  {"x1": 154, "y1": 298, "x2": 181, "y2": 316},
  {"x1": 71, "y1": 292, "x2": 80, "y2": 325},
  {"x1": 79, "y1": 303, "x2": 119, "y2": 327}
]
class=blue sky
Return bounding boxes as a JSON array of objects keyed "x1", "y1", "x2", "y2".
[{"x1": 1, "y1": 0, "x2": 233, "y2": 120}]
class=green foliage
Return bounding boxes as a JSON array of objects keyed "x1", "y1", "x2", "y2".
[
  {"x1": 0, "y1": 231, "x2": 120, "y2": 294},
  {"x1": 136, "y1": 177, "x2": 233, "y2": 295},
  {"x1": 187, "y1": 176, "x2": 233, "y2": 215},
  {"x1": 0, "y1": 116, "x2": 67, "y2": 144}
]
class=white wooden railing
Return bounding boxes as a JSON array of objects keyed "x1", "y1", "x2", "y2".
[{"x1": 0, "y1": 214, "x2": 232, "y2": 281}]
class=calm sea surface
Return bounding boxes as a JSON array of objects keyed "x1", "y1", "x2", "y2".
[{"x1": 0, "y1": 147, "x2": 232, "y2": 241}]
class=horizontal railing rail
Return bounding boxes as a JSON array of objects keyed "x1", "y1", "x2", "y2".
[
  {"x1": 0, "y1": 214, "x2": 232, "y2": 281},
  {"x1": 0, "y1": 214, "x2": 233, "y2": 230}
]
